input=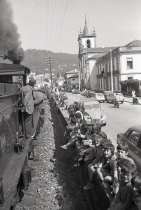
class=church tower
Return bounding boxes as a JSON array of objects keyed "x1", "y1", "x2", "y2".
[{"x1": 78, "y1": 15, "x2": 96, "y2": 53}]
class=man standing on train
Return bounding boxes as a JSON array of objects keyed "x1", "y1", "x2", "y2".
[
  {"x1": 20, "y1": 78, "x2": 36, "y2": 139},
  {"x1": 32, "y1": 90, "x2": 47, "y2": 140}
]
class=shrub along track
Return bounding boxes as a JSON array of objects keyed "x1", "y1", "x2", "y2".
[{"x1": 15, "y1": 100, "x2": 88, "y2": 210}]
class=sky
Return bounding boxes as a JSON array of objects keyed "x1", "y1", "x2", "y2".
[{"x1": 8, "y1": 0, "x2": 141, "y2": 54}]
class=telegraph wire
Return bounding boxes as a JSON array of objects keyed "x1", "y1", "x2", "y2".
[
  {"x1": 56, "y1": 0, "x2": 71, "y2": 47},
  {"x1": 51, "y1": 0, "x2": 57, "y2": 52},
  {"x1": 46, "y1": 0, "x2": 51, "y2": 51}
]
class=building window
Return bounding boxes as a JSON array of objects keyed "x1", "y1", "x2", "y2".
[
  {"x1": 127, "y1": 58, "x2": 133, "y2": 69},
  {"x1": 128, "y1": 77, "x2": 133, "y2": 80},
  {"x1": 72, "y1": 78, "x2": 75, "y2": 81},
  {"x1": 105, "y1": 63, "x2": 107, "y2": 72},
  {"x1": 86, "y1": 40, "x2": 91, "y2": 48},
  {"x1": 116, "y1": 57, "x2": 119, "y2": 70}
]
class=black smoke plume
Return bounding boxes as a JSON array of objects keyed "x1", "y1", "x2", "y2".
[{"x1": 0, "y1": 0, "x2": 24, "y2": 63}]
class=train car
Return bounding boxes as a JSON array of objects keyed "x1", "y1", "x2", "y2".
[{"x1": 0, "y1": 63, "x2": 41, "y2": 210}]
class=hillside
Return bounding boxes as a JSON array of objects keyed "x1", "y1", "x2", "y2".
[{"x1": 22, "y1": 49, "x2": 78, "y2": 75}]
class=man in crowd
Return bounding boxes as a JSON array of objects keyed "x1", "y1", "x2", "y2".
[
  {"x1": 20, "y1": 78, "x2": 36, "y2": 139},
  {"x1": 32, "y1": 90, "x2": 47, "y2": 140}
]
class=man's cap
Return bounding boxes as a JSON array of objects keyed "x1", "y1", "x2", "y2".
[
  {"x1": 75, "y1": 111, "x2": 83, "y2": 120},
  {"x1": 29, "y1": 78, "x2": 36, "y2": 86}
]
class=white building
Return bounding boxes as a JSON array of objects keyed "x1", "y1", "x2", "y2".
[
  {"x1": 64, "y1": 69, "x2": 79, "y2": 91},
  {"x1": 97, "y1": 40, "x2": 141, "y2": 96},
  {"x1": 78, "y1": 18, "x2": 141, "y2": 96}
]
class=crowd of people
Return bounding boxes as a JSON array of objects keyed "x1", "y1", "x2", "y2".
[{"x1": 60, "y1": 101, "x2": 141, "y2": 210}]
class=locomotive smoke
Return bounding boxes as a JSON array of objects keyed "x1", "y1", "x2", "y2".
[{"x1": 0, "y1": 0, "x2": 24, "y2": 64}]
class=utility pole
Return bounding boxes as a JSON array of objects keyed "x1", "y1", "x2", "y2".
[
  {"x1": 110, "y1": 50, "x2": 114, "y2": 92},
  {"x1": 46, "y1": 56, "x2": 53, "y2": 87},
  {"x1": 78, "y1": 64, "x2": 81, "y2": 92}
]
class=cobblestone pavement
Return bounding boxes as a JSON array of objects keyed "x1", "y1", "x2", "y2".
[{"x1": 16, "y1": 100, "x2": 87, "y2": 210}]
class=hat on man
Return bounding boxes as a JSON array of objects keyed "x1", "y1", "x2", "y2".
[
  {"x1": 75, "y1": 111, "x2": 83, "y2": 120},
  {"x1": 29, "y1": 78, "x2": 36, "y2": 86}
]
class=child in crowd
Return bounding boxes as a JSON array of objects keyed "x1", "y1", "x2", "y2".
[
  {"x1": 110, "y1": 141, "x2": 136, "y2": 195},
  {"x1": 117, "y1": 141, "x2": 135, "y2": 164},
  {"x1": 83, "y1": 131, "x2": 107, "y2": 164},
  {"x1": 96, "y1": 142, "x2": 117, "y2": 197},
  {"x1": 61, "y1": 121, "x2": 88, "y2": 150},
  {"x1": 109, "y1": 158, "x2": 136, "y2": 210},
  {"x1": 131, "y1": 173, "x2": 141, "y2": 210},
  {"x1": 83, "y1": 135, "x2": 109, "y2": 190},
  {"x1": 63, "y1": 110, "x2": 84, "y2": 143}
]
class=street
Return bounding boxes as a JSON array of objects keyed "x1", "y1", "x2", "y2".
[
  {"x1": 65, "y1": 93, "x2": 141, "y2": 146},
  {"x1": 101, "y1": 101, "x2": 141, "y2": 145}
]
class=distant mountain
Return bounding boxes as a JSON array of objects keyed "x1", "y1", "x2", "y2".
[{"x1": 22, "y1": 49, "x2": 78, "y2": 76}]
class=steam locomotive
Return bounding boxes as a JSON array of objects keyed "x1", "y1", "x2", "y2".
[{"x1": 0, "y1": 63, "x2": 40, "y2": 210}]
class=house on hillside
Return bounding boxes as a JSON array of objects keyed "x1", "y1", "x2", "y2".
[
  {"x1": 64, "y1": 69, "x2": 79, "y2": 91},
  {"x1": 78, "y1": 17, "x2": 141, "y2": 96}
]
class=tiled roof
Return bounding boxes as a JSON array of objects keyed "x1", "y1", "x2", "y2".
[
  {"x1": 83, "y1": 47, "x2": 115, "y2": 53},
  {"x1": 65, "y1": 69, "x2": 79, "y2": 74},
  {"x1": 125, "y1": 40, "x2": 141, "y2": 47},
  {"x1": 87, "y1": 53, "x2": 107, "y2": 60},
  {"x1": 68, "y1": 74, "x2": 79, "y2": 79}
]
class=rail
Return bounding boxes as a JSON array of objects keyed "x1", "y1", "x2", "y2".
[
  {"x1": 0, "y1": 101, "x2": 19, "y2": 114},
  {"x1": 0, "y1": 93, "x2": 19, "y2": 99}
]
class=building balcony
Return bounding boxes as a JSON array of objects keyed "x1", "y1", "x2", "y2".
[{"x1": 97, "y1": 70, "x2": 120, "y2": 78}]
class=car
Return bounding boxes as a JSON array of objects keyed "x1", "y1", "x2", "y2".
[
  {"x1": 81, "y1": 98, "x2": 106, "y2": 126},
  {"x1": 103, "y1": 91, "x2": 113, "y2": 102},
  {"x1": 106, "y1": 92, "x2": 115, "y2": 103},
  {"x1": 114, "y1": 92, "x2": 124, "y2": 104},
  {"x1": 117, "y1": 125, "x2": 141, "y2": 172},
  {"x1": 106, "y1": 92, "x2": 124, "y2": 104},
  {"x1": 72, "y1": 89, "x2": 80, "y2": 94},
  {"x1": 94, "y1": 92, "x2": 105, "y2": 103}
]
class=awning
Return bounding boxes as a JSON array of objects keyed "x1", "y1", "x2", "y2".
[{"x1": 120, "y1": 79, "x2": 139, "y2": 85}]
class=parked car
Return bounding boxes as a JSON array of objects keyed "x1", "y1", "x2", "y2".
[
  {"x1": 72, "y1": 89, "x2": 80, "y2": 94},
  {"x1": 103, "y1": 91, "x2": 113, "y2": 102},
  {"x1": 106, "y1": 92, "x2": 115, "y2": 103},
  {"x1": 114, "y1": 92, "x2": 124, "y2": 104},
  {"x1": 117, "y1": 125, "x2": 141, "y2": 172},
  {"x1": 94, "y1": 92, "x2": 105, "y2": 103},
  {"x1": 105, "y1": 92, "x2": 124, "y2": 104},
  {"x1": 81, "y1": 98, "x2": 106, "y2": 126}
]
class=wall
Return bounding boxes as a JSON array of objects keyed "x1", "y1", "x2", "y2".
[
  {"x1": 120, "y1": 53, "x2": 141, "y2": 80},
  {"x1": 89, "y1": 60, "x2": 97, "y2": 90}
]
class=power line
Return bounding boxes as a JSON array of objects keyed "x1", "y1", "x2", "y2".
[
  {"x1": 56, "y1": 0, "x2": 71, "y2": 44},
  {"x1": 46, "y1": 56, "x2": 53, "y2": 85}
]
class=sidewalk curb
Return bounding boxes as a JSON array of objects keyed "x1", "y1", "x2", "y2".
[{"x1": 124, "y1": 97, "x2": 141, "y2": 105}]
